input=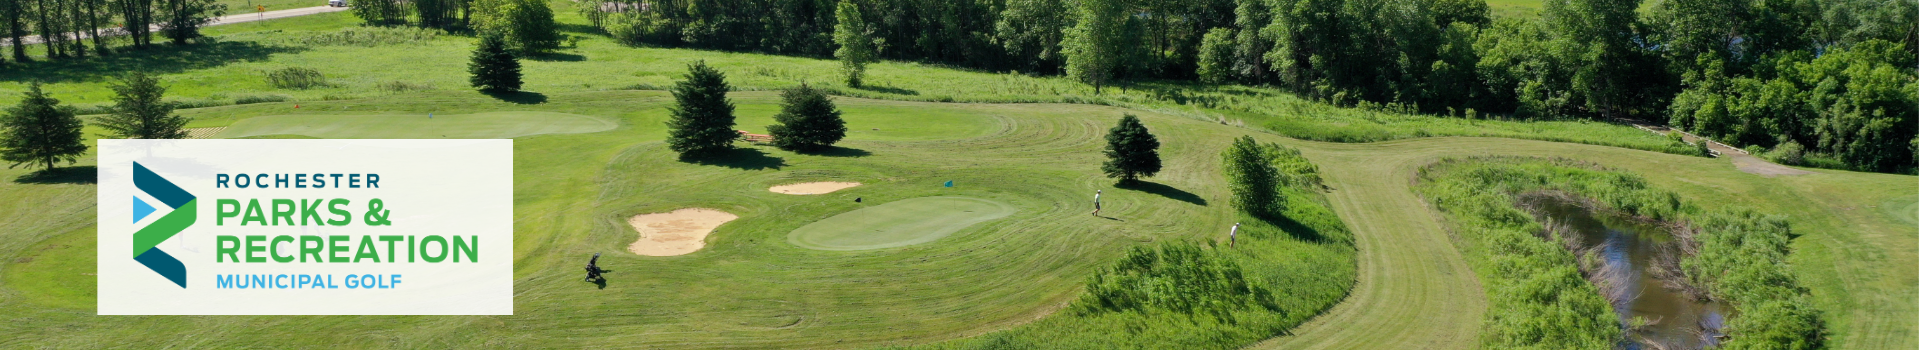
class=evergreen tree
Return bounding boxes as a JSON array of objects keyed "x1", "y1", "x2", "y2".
[
  {"x1": 1222, "y1": 136, "x2": 1280, "y2": 218},
  {"x1": 665, "y1": 60, "x2": 738, "y2": 158},
  {"x1": 1102, "y1": 114, "x2": 1161, "y2": 182},
  {"x1": 767, "y1": 83, "x2": 847, "y2": 152},
  {"x1": 469, "y1": 34, "x2": 522, "y2": 93},
  {"x1": 832, "y1": 0, "x2": 878, "y2": 87},
  {"x1": 99, "y1": 72, "x2": 189, "y2": 139},
  {"x1": 1, "y1": 83, "x2": 88, "y2": 170}
]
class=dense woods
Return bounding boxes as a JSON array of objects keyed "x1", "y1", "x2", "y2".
[{"x1": 575, "y1": 0, "x2": 1916, "y2": 173}]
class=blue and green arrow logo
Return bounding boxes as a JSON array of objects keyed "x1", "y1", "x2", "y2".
[{"x1": 132, "y1": 162, "x2": 194, "y2": 288}]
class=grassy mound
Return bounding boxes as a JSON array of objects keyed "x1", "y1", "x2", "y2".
[{"x1": 787, "y1": 196, "x2": 1016, "y2": 251}]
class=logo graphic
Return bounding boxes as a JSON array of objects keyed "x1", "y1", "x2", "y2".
[{"x1": 131, "y1": 162, "x2": 195, "y2": 288}]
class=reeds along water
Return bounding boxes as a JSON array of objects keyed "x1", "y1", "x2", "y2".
[{"x1": 1522, "y1": 194, "x2": 1728, "y2": 350}]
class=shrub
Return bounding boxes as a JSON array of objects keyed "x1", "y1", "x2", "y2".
[
  {"x1": 264, "y1": 67, "x2": 329, "y2": 89},
  {"x1": 1222, "y1": 136, "x2": 1281, "y2": 218},
  {"x1": 377, "y1": 81, "x2": 434, "y2": 93},
  {"x1": 767, "y1": 84, "x2": 847, "y2": 152},
  {"x1": 232, "y1": 94, "x2": 293, "y2": 105}
]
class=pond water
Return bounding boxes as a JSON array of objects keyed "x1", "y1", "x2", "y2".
[{"x1": 1526, "y1": 196, "x2": 1728, "y2": 350}]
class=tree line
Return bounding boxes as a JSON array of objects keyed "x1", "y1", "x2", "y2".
[
  {"x1": 574, "y1": 0, "x2": 1915, "y2": 173},
  {"x1": 0, "y1": 0, "x2": 226, "y2": 62}
]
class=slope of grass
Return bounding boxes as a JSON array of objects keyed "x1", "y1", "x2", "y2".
[
  {"x1": 0, "y1": 90, "x2": 1358, "y2": 348},
  {"x1": 1, "y1": 7, "x2": 1692, "y2": 157},
  {"x1": 215, "y1": 111, "x2": 616, "y2": 138}
]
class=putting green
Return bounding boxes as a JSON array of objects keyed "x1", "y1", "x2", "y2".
[
  {"x1": 215, "y1": 111, "x2": 616, "y2": 139},
  {"x1": 788, "y1": 196, "x2": 1017, "y2": 251}
]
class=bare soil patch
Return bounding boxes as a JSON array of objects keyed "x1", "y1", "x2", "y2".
[
  {"x1": 769, "y1": 181, "x2": 862, "y2": 195},
  {"x1": 626, "y1": 208, "x2": 738, "y2": 256}
]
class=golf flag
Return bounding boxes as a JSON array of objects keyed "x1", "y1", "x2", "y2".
[{"x1": 943, "y1": 180, "x2": 953, "y2": 187}]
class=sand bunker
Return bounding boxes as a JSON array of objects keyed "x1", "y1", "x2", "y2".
[
  {"x1": 769, "y1": 182, "x2": 862, "y2": 195},
  {"x1": 626, "y1": 208, "x2": 738, "y2": 256}
]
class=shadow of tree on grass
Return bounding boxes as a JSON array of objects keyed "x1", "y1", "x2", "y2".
[
  {"x1": 13, "y1": 166, "x2": 96, "y2": 184},
  {"x1": 1116, "y1": 180, "x2": 1206, "y2": 206},
  {"x1": 483, "y1": 90, "x2": 548, "y2": 104},
  {"x1": 683, "y1": 147, "x2": 786, "y2": 170},
  {"x1": 1, "y1": 42, "x2": 305, "y2": 84}
]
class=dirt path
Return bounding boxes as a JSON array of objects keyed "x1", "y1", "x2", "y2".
[
  {"x1": 1632, "y1": 124, "x2": 1813, "y2": 177},
  {"x1": 5, "y1": 6, "x2": 349, "y2": 47}
]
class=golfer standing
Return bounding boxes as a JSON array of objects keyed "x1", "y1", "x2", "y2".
[
  {"x1": 1091, "y1": 190, "x2": 1102, "y2": 216},
  {"x1": 1229, "y1": 223, "x2": 1240, "y2": 247}
]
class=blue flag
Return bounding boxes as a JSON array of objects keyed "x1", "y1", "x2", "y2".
[{"x1": 943, "y1": 180, "x2": 954, "y2": 187}]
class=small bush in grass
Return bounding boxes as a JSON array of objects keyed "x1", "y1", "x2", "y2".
[
  {"x1": 232, "y1": 94, "x2": 292, "y2": 105},
  {"x1": 377, "y1": 81, "x2": 434, "y2": 93},
  {"x1": 265, "y1": 67, "x2": 329, "y2": 89}
]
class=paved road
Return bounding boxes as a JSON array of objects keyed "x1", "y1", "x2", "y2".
[{"x1": 5, "y1": 5, "x2": 349, "y2": 46}]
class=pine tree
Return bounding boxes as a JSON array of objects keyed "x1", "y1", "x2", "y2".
[
  {"x1": 1222, "y1": 136, "x2": 1280, "y2": 218},
  {"x1": 1, "y1": 83, "x2": 88, "y2": 170},
  {"x1": 1102, "y1": 114, "x2": 1161, "y2": 182},
  {"x1": 832, "y1": 0, "x2": 878, "y2": 87},
  {"x1": 665, "y1": 60, "x2": 737, "y2": 158},
  {"x1": 99, "y1": 72, "x2": 189, "y2": 139},
  {"x1": 768, "y1": 83, "x2": 847, "y2": 152},
  {"x1": 468, "y1": 34, "x2": 522, "y2": 93}
]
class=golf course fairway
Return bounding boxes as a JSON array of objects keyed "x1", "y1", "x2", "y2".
[
  {"x1": 788, "y1": 196, "x2": 1017, "y2": 251},
  {"x1": 215, "y1": 111, "x2": 616, "y2": 139}
]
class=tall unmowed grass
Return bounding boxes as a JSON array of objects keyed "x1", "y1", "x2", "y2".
[
  {"x1": 290, "y1": 26, "x2": 443, "y2": 47},
  {"x1": 264, "y1": 67, "x2": 330, "y2": 90},
  {"x1": 1414, "y1": 156, "x2": 1824, "y2": 349},
  {"x1": 910, "y1": 144, "x2": 1355, "y2": 350}
]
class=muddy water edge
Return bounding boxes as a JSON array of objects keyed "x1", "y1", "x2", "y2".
[{"x1": 1518, "y1": 193, "x2": 1729, "y2": 350}]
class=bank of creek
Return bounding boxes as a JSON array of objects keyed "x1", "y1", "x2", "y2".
[{"x1": 1521, "y1": 194, "x2": 1729, "y2": 350}]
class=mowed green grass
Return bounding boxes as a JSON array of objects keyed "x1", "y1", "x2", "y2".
[
  {"x1": 216, "y1": 111, "x2": 616, "y2": 138},
  {"x1": 0, "y1": 89, "x2": 1910, "y2": 349},
  {"x1": 787, "y1": 196, "x2": 1017, "y2": 251},
  {"x1": 0, "y1": 90, "x2": 1301, "y2": 347}
]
